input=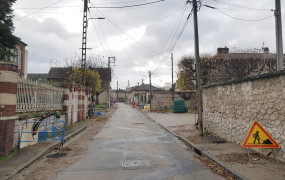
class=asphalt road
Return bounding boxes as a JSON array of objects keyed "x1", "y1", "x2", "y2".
[{"x1": 56, "y1": 103, "x2": 223, "y2": 180}]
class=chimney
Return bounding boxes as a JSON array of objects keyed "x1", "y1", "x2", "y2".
[
  {"x1": 217, "y1": 46, "x2": 229, "y2": 54},
  {"x1": 263, "y1": 47, "x2": 269, "y2": 54}
]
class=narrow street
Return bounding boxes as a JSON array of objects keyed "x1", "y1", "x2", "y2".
[
  {"x1": 56, "y1": 103, "x2": 223, "y2": 180},
  {"x1": 12, "y1": 103, "x2": 224, "y2": 180}
]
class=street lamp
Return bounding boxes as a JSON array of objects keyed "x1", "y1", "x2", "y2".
[
  {"x1": 82, "y1": 16, "x2": 105, "y2": 87},
  {"x1": 87, "y1": 17, "x2": 105, "y2": 27}
]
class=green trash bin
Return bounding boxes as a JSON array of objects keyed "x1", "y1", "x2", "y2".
[{"x1": 173, "y1": 100, "x2": 186, "y2": 113}]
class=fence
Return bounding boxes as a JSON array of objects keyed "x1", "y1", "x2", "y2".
[{"x1": 16, "y1": 78, "x2": 63, "y2": 113}]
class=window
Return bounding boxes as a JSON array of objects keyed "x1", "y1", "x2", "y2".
[{"x1": 17, "y1": 49, "x2": 21, "y2": 69}]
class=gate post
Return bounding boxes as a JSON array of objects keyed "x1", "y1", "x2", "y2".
[{"x1": 0, "y1": 61, "x2": 18, "y2": 156}]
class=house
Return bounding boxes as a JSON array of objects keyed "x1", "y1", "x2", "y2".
[
  {"x1": 111, "y1": 89, "x2": 126, "y2": 102},
  {"x1": 205, "y1": 46, "x2": 284, "y2": 83},
  {"x1": 30, "y1": 67, "x2": 111, "y2": 104},
  {"x1": 126, "y1": 84, "x2": 162, "y2": 106},
  {"x1": 27, "y1": 73, "x2": 48, "y2": 82},
  {"x1": 8, "y1": 41, "x2": 28, "y2": 78}
]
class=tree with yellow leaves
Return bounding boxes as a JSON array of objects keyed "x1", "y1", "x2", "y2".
[{"x1": 69, "y1": 68, "x2": 102, "y2": 93}]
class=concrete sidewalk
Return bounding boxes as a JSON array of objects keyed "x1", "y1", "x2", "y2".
[{"x1": 145, "y1": 112, "x2": 285, "y2": 180}]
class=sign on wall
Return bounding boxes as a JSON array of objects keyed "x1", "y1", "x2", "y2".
[{"x1": 242, "y1": 121, "x2": 280, "y2": 148}]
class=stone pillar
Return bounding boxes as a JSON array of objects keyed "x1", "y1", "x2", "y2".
[
  {"x1": 62, "y1": 84, "x2": 74, "y2": 126},
  {"x1": 0, "y1": 61, "x2": 18, "y2": 156},
  {"x1": 77, "y1": 87, "x2": 85, "y2": 121}
]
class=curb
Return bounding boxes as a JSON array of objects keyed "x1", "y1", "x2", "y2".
[
  {"x1": 6, "y1": 125, "x2": 87, "y2": 180},
  {"x1": 143, "y1": 112, "x2": 248, "y2": 180}
]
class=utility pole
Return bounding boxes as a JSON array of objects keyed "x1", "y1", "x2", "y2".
[
  {"x1": 117, "y1": 81, "x2": 119, "y2": 100},
  {"x1": 275, "y1": 0, "x2": 284, "y2": 70},
  {"x1": 82, "y1": 0, "x2": 89, "y2": 86},
  {"x1": 107, "y1": 57, "x2": 115, "y2": 105},
  {"x1": 149, "y1": 71, "x2": 152, "y2": 111},
  {"x1": 193, "y1": 0, "x2": 203, "y2": 135},
  {"x1": 171, "y1": 53, "x2": 174, "y2": 101}
]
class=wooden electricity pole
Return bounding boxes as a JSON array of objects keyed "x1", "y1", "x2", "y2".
[
  {"x1": 149, "y1": 71, "x2": 152, "y2": 111},
  {"x1": 171, "y1": 53, "x2": 174, "y2": 101},
  {"x1": 193, "y1": 0, "x2": 203, "y2": 135},
  {"x1": 275, "y1": 0, "x2": 284, "y2": 70},
  {"x1": 117, "y1": 81, "x2": 119, "y2": 100}
]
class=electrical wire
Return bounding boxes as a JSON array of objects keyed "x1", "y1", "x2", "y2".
[
  {"x1": 216, "y1": 9, "x2": 274, "y2": 21},
  {"x1": 91, "y1": 0, "x2": 153, "y2": 6},
  {"x1": 151, "y1": 5, "x2": 189, "y2": 71},
  {"x1": 210, "y1": 0, "x2": 273, "y2": 11},
  {"x1": 87, "y1": 5, "x2": 184, "y2": 51},
  {"x1": 15, "y1": 0, "x2": 65, "y2": 21},
  {"x1": 153, "y1": 1, "x2": 194, "y2": 73},
  {"x1": 164, "y1": 4, "x2": 189, "y2": 54},
  {"x1": 204, "y1": 5, "x2": 274, "y2": 22},
  {"x1": 92, "y1": 7, "x2": 161, "y2": 55},
  {"x1": 90, "y1": 0, "x2": 166, "y2": 9},
  {"x1": 14, "y1": 5, "x2": 82, "y2": 10},
  {"x1": 88, "y1": 11, "x2": 109, "y2": 58}
]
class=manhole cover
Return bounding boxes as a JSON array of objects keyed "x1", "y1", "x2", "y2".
[
  {"x1": 47, "y1": 153, "x2": 67, "y2": 159},
  {"x1": 121, "y1": 159, "x2": 150, "y2": 168}
]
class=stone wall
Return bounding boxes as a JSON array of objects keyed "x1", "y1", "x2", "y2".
[
  {"x1": 203, "y1": 71, "x2": 285, "y2": 161},
  {"x1": 151, "y1": 91, "x2": 196, "y2": 111}
]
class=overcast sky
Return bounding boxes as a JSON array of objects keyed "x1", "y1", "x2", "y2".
[{"x1": 12, "y1": 0, "x2": 284, "y2": 89}]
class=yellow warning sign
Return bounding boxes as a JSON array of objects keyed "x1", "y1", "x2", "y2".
[{"x1": 242, "y1": 121, "x2": 280, "y2": 148}]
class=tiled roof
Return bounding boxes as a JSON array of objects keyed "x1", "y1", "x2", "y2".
[
  {"x1": 27, "y1": 73, "x2": 48, "y2": 81},
  {"x1": 47, "y1": 67, "x2": 111, "y2": 85},
  {"x1": 131, "y1": 84, "x2": 162, "y2": 91}
]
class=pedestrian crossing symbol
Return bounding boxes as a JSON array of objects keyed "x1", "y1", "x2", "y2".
[{"x1": 242, "y1": 121, "x2": 280, "y2": 148}]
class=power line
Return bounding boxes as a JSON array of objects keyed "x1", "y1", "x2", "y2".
[
  {"x1": 15, "y1": 0, "x2": 65, "y2": 21},
  {"x1": 91, "y1": 0, "x2": 154, "y2": 6},
  {"x1": 87, "y1": 5, "x2": 184, "y2": 51},
  {"x1": 204, "y1": 5, "x2": 274, "y2": 22},
  {"x1": 153, "y1": 1, "x2": 193, "y2": 73},
  {"x1": 14, "y1": 5, "x2": 82, "y2": 10},
  {"x1": 210, "y1": 0, "x2": 273, "y2": 11},
  {"x1": 151, "y1": 5, "x2": 189, "y2": 71},
  {"x1": 90, "y1": 0, "x2": 166, "y2": 9},
  {"x1": 88, "y1": 11, "x2": 109, "y2": 58},
  {"x1": 92, "y1": 7, "x2": 161, "y2": 55}
]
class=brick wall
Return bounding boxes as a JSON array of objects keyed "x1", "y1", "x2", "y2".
[
  {"x1": 0, "y1": 62, "x2": 18, "y2": 156},
  {"x1": 0, "y1": 120, "x2": 15, "y2": 156},
  {"x1": 62, "y1": 85, "x2": 88, "y2": 123}
]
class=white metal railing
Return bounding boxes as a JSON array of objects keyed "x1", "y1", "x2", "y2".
[{"x1": 16, "y1": 78, "x2": 63, "y2": 113}]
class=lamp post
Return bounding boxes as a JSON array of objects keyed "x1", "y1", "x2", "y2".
[{"x1": 81, "y1": 16, "x2": 105, "y2": 87}]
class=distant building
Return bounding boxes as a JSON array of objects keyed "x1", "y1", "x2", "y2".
[
  {"x1": 126, "y1": 84, "x2": 162, "y2": 106},
  {"x1": 111, "y1": 89, "x2": 126, "y2": 102},
  {"x1": 207, "y1": 46, "x2": 285, "y2": 83},
  {"x1": 27, "y1": 73, "x2": 48, "y2": 82},
  {"x1": 46, "y1": 67, "x2": 111, "y2": 104}
]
